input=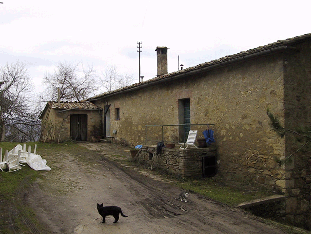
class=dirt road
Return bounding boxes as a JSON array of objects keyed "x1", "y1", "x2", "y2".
[{"x1": 25, "y1": 142, "x2": 286, "y2": 234}]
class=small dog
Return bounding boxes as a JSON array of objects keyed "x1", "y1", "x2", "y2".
[{"x1": 97, "y1": 203, "x2": 128, "y2": 223}]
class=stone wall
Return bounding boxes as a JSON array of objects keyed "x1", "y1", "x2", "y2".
[
  {"x1": 94, "y1": 52, "x2": 286, "y2": 192},
  {"x1": 283, "y1": 41, "x2": 311, "y2": 229},
  {"x1": 135, "y1": 145, "x2": 217, "y2": 178},
  {"x1": 40, "y1": 109, "x2": 102, "y2": 142},
  {"x1": 90, "y1": 39, "x2": 311, "y2": 229}
]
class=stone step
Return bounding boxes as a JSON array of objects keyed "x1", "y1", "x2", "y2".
[{"x1": 237, "y1": 195, "x2": 285, "y2": 209}]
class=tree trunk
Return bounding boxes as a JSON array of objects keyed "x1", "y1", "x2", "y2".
[{"x1": 0, "y1": 121, "x2": 5, "y2": 141}]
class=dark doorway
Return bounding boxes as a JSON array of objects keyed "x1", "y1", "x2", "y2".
[
  {"x1": 202, "y1": 155, "x2": 217, "y2": 177},
  {"x1": 104, "y1": 104, "x2": 111, "y2": 138},
  {"x1": 70, "y1": 114, "x2": 87, "y2": 141}
]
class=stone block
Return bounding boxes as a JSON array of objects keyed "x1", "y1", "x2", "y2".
[
  {"x1": 294, "y1": 215, "x2": 307, "y2": 227},
  {"x1": 257, "y1": 176, "x2": 266, "y2": 184},
  {"x1": 286, "y1": 157, "x2": 295, "y2": 170},
  {"x1": 291, "y1": 189, "x2": 300, "y2": 196},
  {"x1": 276, "y1": 179, "x2": 286, "y2": 189},
  {"x1": 285, "y1": 171, "x2": 292, "y2": 179},
  {"x1": 286, "y1": 179, "x2": 295, "y2": 188},
  {"x1": 286, "y1": 214, "x2": 295, "y2": 224},
  {"x1": 263, "y1": 170, "x2": 271, "y2": 175},
  {"x1": 286, "y1": 197, "x2": 297, "y2": 213},
  {"x1": 248, "y1": 168, "x2": 256, "y2": 173},
  {"x1": 300, "y1": 199, "x2": 310, "y2": 213}
]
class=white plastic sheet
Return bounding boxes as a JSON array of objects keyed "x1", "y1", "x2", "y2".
[
  {"x1": 1, "y1": 144, "x2": 51, "y2": 171},
  {"x1": 26, "y1": 153, "x2": 51, "y2": 171}
]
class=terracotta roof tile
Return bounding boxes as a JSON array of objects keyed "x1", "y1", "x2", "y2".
[{"x1": 50, "y1": 101, "x2": 102, "y2": 110}]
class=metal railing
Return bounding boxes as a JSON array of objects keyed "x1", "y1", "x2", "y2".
[{"x1": 144, "y1": 123, "x2": 215, "y2": 145}]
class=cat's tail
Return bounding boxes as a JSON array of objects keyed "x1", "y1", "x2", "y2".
[{"x1": 120, "y1": 210, "x2": 128, "y2": 217}]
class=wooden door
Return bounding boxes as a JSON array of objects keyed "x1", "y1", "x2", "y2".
[{"x1": 70, "y1": 114, "x2": 87, "y2": 141}]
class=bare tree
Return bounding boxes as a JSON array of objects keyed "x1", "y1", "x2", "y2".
[
  {"x1": 101, "y1": 66, "x2": 134, "y2": 92},
  {"x1": 44, "y1": 62, "x2": 98, "y2": 102},
  {"x1": 0, "y1": 62, "x2": 39, "y2": 142}
]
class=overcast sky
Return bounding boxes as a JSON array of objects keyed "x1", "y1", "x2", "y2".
[{"x1": 0, "y1": 0, "x2": 310, "y2": 96}]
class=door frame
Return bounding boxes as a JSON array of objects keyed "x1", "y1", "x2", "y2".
[{"x1": 178, "y1": 98, "x2": 190, "y2": 142}]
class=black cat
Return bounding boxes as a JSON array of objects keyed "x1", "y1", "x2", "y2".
[{"x1": 97, "y1": 203, "x2": 128, "y2": 223}]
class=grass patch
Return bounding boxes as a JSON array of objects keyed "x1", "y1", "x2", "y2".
[
  {"x1": 127, "y1": 156, "x2": 273, "y2": 206},
  {"x1": 127, "y1": 155, "x2": 273, "y2": 207},
  {"x1": 0, "y1": 165, "x2": 38, "y2": 198},
  {"x1": 0, "y1": 142, "x2": 49, "y2": 233},
  {"x1": 112, "y1": 154, "x2": 127, "y2": 159},
  {"x1": 175, "y1": 178, "x2": 273, "y2": 206},
  {"x1": 0, "y1": 141, "x2": 88, "y2": 233},
  {"x1": 35, "y1": 141, "x2": 77, "y2": 153},
  {"x1": 0, "y1": 142, "x2": 41, "y2": 198}
]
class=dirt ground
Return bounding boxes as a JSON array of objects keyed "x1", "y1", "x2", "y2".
[{"x1": 24, "y1": 142, "x2": 287, "y2": 234}]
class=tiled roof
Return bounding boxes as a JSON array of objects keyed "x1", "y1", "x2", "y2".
[
  {"x1": 39, "y1": 101, "x2": 102, "y2": 119},
  {"x1": 50, "y1": 101, "x2": 102, "y2": 110},
  {"x1": 89, "y1": 33, "x2": 311, "y2": 101}
]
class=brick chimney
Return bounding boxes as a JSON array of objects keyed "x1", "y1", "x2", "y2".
[{"x1": 155, "y1": 47, "x2": 168, "y2": 76}]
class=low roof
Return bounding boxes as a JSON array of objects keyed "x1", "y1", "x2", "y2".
[
  {"x1": 88, "y1": 33, "x2": 311, "y2": 101},
  {"x1": 39, "y1": 101, "x2": 102, "y2": 119},
  {"x1": 49, "y1": 101, "x2": 102, "y2": 110}
]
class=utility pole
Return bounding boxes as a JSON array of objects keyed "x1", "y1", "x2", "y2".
[{"x1": 137, "y1": 42, "x2": 142, "y2": 83}]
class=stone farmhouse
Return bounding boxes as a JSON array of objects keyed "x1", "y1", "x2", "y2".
[
  {"x1": 40, "y1": 33, "x2": 311, "y2": 229},
  {"x1": 39, "y1": 101, "x2": 102, "y2": 142}
]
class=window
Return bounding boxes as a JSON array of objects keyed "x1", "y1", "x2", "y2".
[{"x1": 115, "y1": 108, "x2": 120, "y2": 120}]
